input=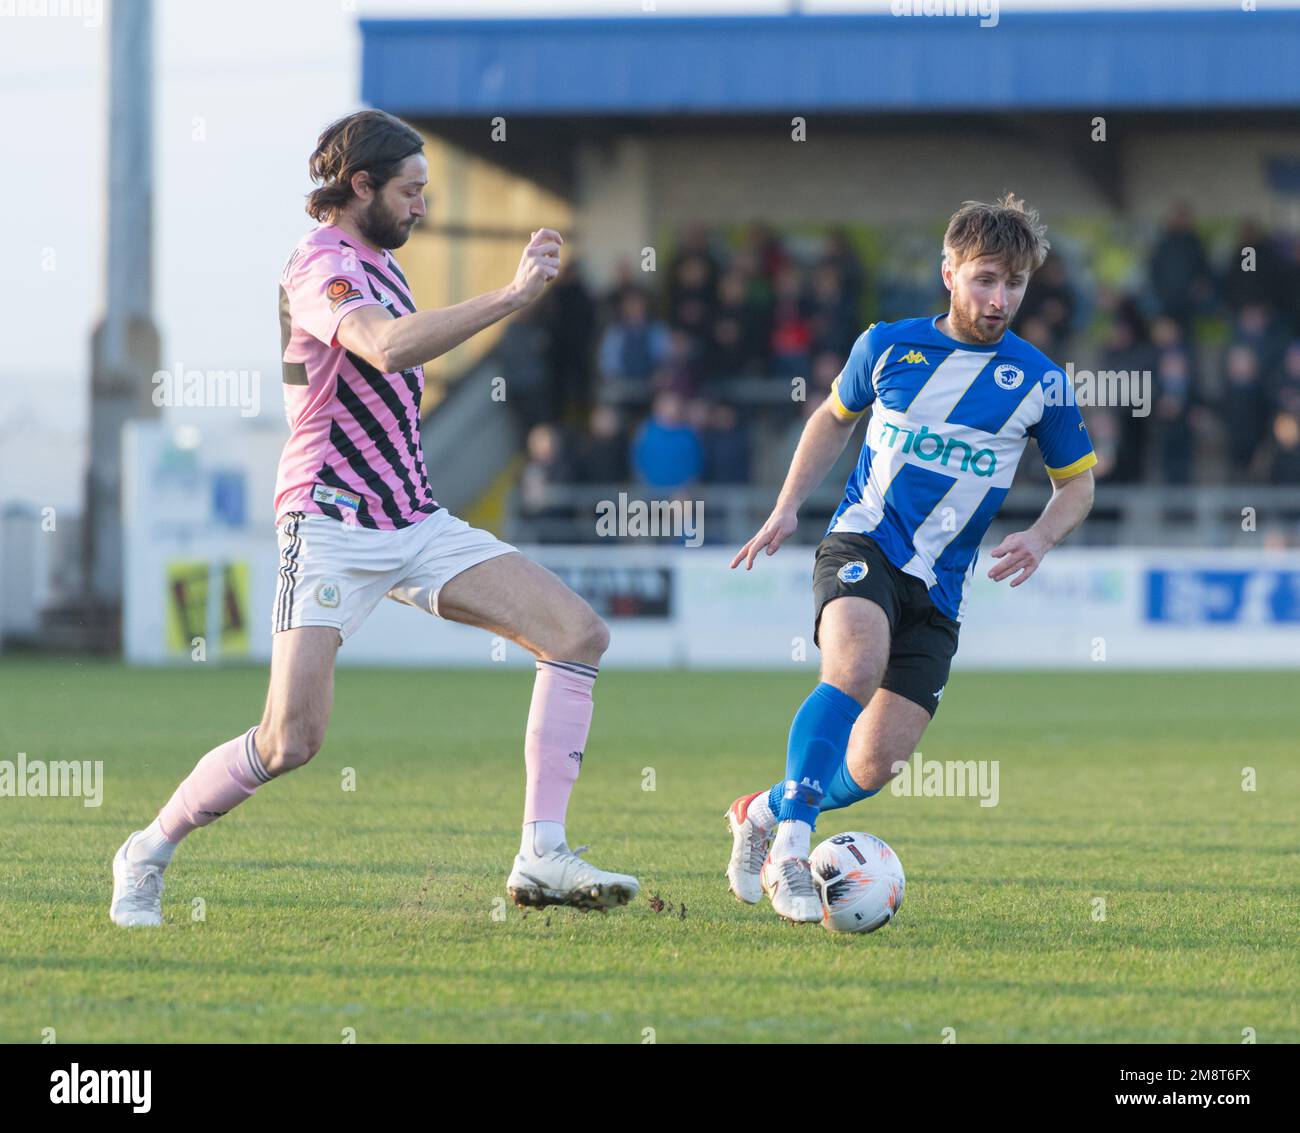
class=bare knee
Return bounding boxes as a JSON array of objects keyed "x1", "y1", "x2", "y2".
[
  {"x1": 820, "y1": 663, "x2": 880, "y2": 706},
  {"x1": 541, "y1": 606, "x2": 609, "y2": 665},
  {"x1": 255, "y1": 724, "x2": 325, "y2": 775}
]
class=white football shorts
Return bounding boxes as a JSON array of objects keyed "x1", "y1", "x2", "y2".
[{"x1": 272, "y1": 508, "x2": 518, "y2": 642}]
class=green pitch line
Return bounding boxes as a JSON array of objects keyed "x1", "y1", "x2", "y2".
[{"x1": 0, "y1": 660, "x2": 1295, "y2": 1043}]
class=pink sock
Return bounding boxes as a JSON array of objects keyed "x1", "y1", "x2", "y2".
[
  {"x1": 523, "y1": 660, "x2": 597, "y2": 824},
  {"x1": 157, "y1": 726, "x2": 272, "y2": 842}
]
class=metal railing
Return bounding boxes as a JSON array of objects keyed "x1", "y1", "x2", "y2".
[{"x1": 506, "y1": 483, "x2": 1300, "y2": 548}]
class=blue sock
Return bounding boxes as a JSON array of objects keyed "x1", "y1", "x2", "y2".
[
  {"x1": 767, "y1": 762, "x2": 879, "y2": 817},
  {"x1": 820, "y1": 759, "x2": 880, "y2": 811},
  {"x1": 776, "y1": 683, "x2": 862, "y2": 827}
]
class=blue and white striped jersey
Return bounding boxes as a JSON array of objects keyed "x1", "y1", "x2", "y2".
[{"x1": 827, "y1": 315, "x2": 1097, "y2": 621}]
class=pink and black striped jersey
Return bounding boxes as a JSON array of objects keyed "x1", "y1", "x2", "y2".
[{"x1": 276, "y1": 224, "x2": 439, "y2": 529}]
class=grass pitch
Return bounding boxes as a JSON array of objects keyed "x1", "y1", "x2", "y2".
[{"x1": 1, "y1": 660, "x2": 1296, "y2": 1043}]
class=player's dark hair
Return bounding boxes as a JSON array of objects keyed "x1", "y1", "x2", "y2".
[
  {"x1": 306, "y1": 110, "x2": 425, "y2": 222},
  {"x1": 943, "y1": 192, "x2": 1050, "y2": 276}
]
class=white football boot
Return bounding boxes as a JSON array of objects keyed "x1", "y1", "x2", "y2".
[
  {"x1": 760, "y1": 853, "x2": 824, "y2": 924},
  {"x1": 507, "y1": 843, "x2": 640, "y2": 911},
  {"x1": 725, "y1": 792, "x2": 772, "y2": 904},
  {"x1": 110, "y1": 831, "x2": 165, "y2": 927}
]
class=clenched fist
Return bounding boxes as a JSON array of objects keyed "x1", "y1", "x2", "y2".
[{"x1": 510, "y1": 227, "x2": 563, "y2": 306}]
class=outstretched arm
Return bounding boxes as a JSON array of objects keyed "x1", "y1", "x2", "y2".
[
  {"x1": 731, "y1": 397, "x2": 859, "y2": 570},
  {"x1": 987, "y1": 468, "x2": 1095, "y2": 587},
  {"x1": 337, "y1": 228, "x2": 562, "y2": 373}
]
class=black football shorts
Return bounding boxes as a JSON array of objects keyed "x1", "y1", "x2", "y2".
[{"x1": 812, "y1": 532, "x2": 961, "y2": 717}]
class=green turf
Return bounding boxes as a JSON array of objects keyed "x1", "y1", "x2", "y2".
[{"x1": 1, "y1": 660, "x2": 1296, "y2": 1043}]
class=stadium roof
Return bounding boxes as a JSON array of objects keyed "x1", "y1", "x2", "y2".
[{"x1": 360, "y1": 10, "x2": 1300, "y2": 115}]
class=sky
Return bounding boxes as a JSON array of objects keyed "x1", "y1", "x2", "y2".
[{"x1": 0, "y1": 0, "x2": 1289, "y2": 512}]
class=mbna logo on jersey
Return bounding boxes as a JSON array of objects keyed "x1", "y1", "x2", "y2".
[
  {"x1": 994, "y1": 364, "x2": 1025, "y2": 391},
  {"x1": 838, "y1": 561, "x2": 869, "y2": 584}
]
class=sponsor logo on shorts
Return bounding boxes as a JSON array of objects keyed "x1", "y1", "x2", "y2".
[
  {"x1": 316, "y1": 579, "x2": 341, "y2": 609},
  {"x1": 312, "y1": 483, "x2": 361, "y2": 511},
  {"x1": 325, "y1": 277, "x2": 364, "y2": 312},
  {"x1": 837, "y1": 560, "x2": 869, "y2": 584}
]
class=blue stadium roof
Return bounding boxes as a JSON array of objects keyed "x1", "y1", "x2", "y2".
[{"x1": 360, "y1": 11, "x2": 1300, "y2": 115}]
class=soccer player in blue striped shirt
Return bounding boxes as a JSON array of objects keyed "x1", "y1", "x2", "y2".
[{"x1": 727, "y1": 194, "x2": 1097, "y2": 922}]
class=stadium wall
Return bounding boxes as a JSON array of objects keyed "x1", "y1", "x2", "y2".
[{"x1": 122, "y1": 422, "x2": 1300, "y2": 670}]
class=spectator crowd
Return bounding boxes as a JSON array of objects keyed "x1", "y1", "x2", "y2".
[{"x1": 506, "y1": 207, "x2": 1300, "y2": 530}]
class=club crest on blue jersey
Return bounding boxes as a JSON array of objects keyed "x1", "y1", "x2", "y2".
[
  {"x1": 837, "y1": 561, "x2": 868, "y2": 584},
  {"x1": 994, "y1": 363, "x2": 1025, "y2": 390}
]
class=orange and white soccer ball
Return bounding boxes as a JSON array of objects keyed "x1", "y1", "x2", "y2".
[{"x1": 811, "y1": 832, "x2": 905, "y2": 934}]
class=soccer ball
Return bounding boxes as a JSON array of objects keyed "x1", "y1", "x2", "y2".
[{"x1": 811, "y1": 832, "x2": 905, "y2": 934}]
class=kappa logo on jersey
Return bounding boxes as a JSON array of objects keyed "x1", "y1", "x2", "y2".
[
  {"x1": 994, "y1": 363, "x2": 1025, "y2": 390},
  {"x1": 325, "y1": 277, "x2": 363, "y2": 312},
  {"x1": 568, "y1": 750, "x2": 584, "y2": 765},
  {"x1": 901, "y1": 350, "x2": 929, "y2": 364},
  {"x1": 316, "y1": 579, "x2": 341, "y2": 608},
  {"x1": 838, "y1": 560, "x2": 869, "y2": 584}
]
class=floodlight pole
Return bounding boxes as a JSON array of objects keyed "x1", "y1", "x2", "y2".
[{"x1": 84, "y1": 0, "x2": 160, "y2": 649}]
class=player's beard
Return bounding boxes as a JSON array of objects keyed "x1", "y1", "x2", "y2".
[
  {"x1": 948, "y1": 298, "x2": 1008, "y2": 345},
  {"x1": 358, "y1": 196, "x2": 415, "y2": 250}
]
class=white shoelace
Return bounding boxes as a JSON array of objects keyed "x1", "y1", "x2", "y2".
[{"x1": 127, "y1": 864, "x2": 163, "y2": 904}]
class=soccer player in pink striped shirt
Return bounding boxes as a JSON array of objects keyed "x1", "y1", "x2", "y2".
[{"x1": 111, "y1": 110, "x2": 638, "y2": 926}]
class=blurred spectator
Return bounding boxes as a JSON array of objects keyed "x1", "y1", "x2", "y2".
[
  {"x1": 1016, "y1": 315, "x2": 1054, "y2": 354},
  {"x1": 494, "y1": 305, "x2": 551, "y2": 437},
  {"x1": 822, "y1": 226, "x2": 866, "y2": 315},
  {"x1": 519, "y1": 423, "x2": 578, "y2": 520},
  {"x1": 1229, "y1": 302, "x2": 1288, "y2": 389},
  {"x1": 1220, "y1": 220, "x2": 1289, "y2": 317},
  {"x1": 1149, "y1": 202, "x2": 1213, "y2": 330},
  {"x1": 577, "y1": 404, "x2": 629, "y2": 483},
  {"x1": 597, "y1": 289, "x2": 669, "y2": 384},
  {"x1": 699, "y1": 401, "x2": 752, "y2": 484},
  {"x1": 601, "y1": 257, "x2": 642, "y2": 322},
  {"x1": 1268, "y1": 410, "x2": 1300, "y2": 483},
  {"x1": 667, "y1": 224, "x2": 719, "y2": 347},
  {"x1": 1015, "y1": 251, "x2": 1075, "y2": 351},
  {"x1": 653, "y1": 328, "x2": 704, "y2": 399},
  {"x1": 632, "y1": 391, "x2": 703, "y2": 490},
  {"x1": 538, "y1": 260, "x2": 597, "y2": 424},
  {"x1": 743, "y1": 219, "x2": 789, "y2": 283},
  {"x1": 807, "y1": 261, "x2": 858, "y2": 358},
  {"x1": 1153, "y1": 348, "x2": 1195, "y2": 484},
  {"x1": 1221, "y1": 343, "x2": 1267, "y2": 479},
  {"x1": 707, "y1": 269, "x2": 771, "y2": 377},
  {"x1": 1274, "y1": 341, "x2": 1300, "y2": 414},
  {"x1": 1099, "y1": 300, "x2": 1158, "y2": 483},
  {"x1": 769, "y1": 264, "x2": 812, "y2": 379}
]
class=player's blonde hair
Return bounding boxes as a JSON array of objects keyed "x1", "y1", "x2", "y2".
[
  {"x1": 942, "y1": 192, "x2": 1050, "y2": 276},
  {"x1": 306, "y1": 110, "x2": 425, "y2": 222}
]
